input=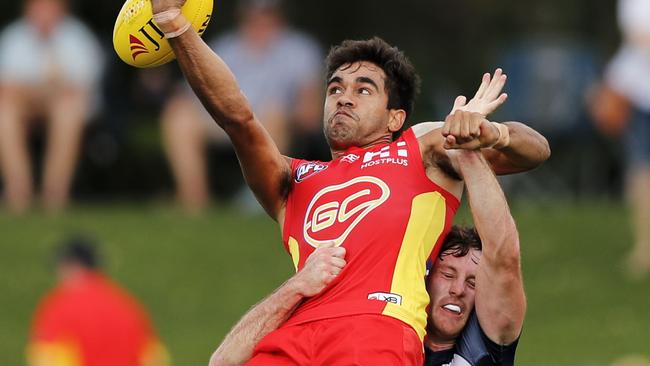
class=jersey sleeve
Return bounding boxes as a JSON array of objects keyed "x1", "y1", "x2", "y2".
[{"x1": 477, "y1": 314, "x2": 520, "y2": 366}]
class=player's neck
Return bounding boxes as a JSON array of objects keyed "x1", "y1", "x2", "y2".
[
  {"x1": 329, "y1": 136, "x2": 393, "y2": 160},
  {"x1": 424, "y1": 337, "x2": 455, "y2": 352}
]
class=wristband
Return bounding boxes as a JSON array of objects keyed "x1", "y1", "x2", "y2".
[
  {"x1": 153, "y1": 9, "x2": 191, "y2": 38},
  {"x1": 486, "y1": 123, "x2": 510, "y2": 149}
]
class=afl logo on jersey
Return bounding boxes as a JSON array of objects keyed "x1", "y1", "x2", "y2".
[
  {"x1": 295, "y1": 162, "x2": 328, "y2": 183},
  {"x1": 303, "y1": 176, "x2": 390, "y2": 248}
]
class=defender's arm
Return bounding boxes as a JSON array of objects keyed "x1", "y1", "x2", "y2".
[
  {"x1": 454, "y1": 150, "x2": 526, "y2": 345},
  {"x1": 209, "y1": 243, "x2": 346, "y2": 366}
]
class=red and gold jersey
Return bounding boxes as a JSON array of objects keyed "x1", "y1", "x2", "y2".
[{"x1": 282, "y1": 128, "x2": 459, "y2": 340}]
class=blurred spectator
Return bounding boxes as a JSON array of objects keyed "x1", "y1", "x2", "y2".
[
  {"x1": 26, "y1": 236, "x2": 169, "y2": 366},
  {"x1": 0, "y1": 0, "x2": 103, "y2": 214},
  {"x1": 161, "y1": 0, "x2": 322, "y2": 213},
  {"x1": 593, "y1": 0, "x2": 650, "y2": 278}
]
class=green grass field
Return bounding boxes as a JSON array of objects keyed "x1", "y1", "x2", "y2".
[{"x1": 1, "y1": 202, "x2": 648, "y2": 365}]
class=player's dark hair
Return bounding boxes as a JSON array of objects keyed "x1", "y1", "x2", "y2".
[
  {"x1": 439, "y1": 225, "x2": 482, "y2": 259},
  {"x1": 55, "y1": 235, "x2": 101, "y2": 269},
  {"x1": 325, "y1": 37, "x2": 421, "y2": 138}
]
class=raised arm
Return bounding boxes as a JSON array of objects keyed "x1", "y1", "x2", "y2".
[
  {"x1": 453, "y1": 150, "x2": 526, "y2": 345},
  {"x1": 416, "y1": 69, "x2": 550, "y2": 178},
  {"x1": 209, "y1": 243, "x2": 346, "y2": 366},
  {"x1": 151, "y1": 0, "x2": 292, "y2": 219}
]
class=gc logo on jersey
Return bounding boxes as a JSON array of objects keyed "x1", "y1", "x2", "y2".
[
  {"x1": 295, "y1": 162, "x2": 328, "y2": 183},
  {"x1": 303, "y1": 176, "x2": 390, "y2": 248}
]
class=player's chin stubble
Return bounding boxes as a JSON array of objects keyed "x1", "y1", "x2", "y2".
[{"x1": 324, "y1": 119, "x2": 355, "y2": 148}]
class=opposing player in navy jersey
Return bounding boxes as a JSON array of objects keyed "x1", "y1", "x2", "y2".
[{"x1": 424, "y1": 149, "x2": 525, "y2": 366}]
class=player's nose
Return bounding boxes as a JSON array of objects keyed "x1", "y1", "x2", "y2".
[
  {"x1": 336, "y1": 91, "x2": 355, "y2": 108},
  {"x1": 449, "y1": 279, "x2": 465, "y2": 296}
]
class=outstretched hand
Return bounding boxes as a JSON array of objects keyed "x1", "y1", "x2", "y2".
[
  {"x1": 451, "y1": 68, "x2": 508, "y2": 116},
  {"x1": 290, "y1": 241, "x2": 347, "y2": 297}
]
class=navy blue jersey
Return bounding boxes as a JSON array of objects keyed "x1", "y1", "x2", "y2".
[{"x1": 424, "y1": 312, "x2": 519, "y2": 366}]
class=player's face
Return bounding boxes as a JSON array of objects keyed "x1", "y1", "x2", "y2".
[
  {"x1": 427, "y1": 248, "x2": 481, "y2": 343},
  {"x1": 323, "y1": 61, "x2": 396, "y2": 150}
]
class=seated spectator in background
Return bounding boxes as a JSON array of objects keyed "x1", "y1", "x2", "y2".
[
  {"x1": 161, "y1": 0, "x2": 322, "y2": 213},
  {"x1": 0, "y1": 0, "x2": 103, "y2": 214},
  {"x1": 26, "y1": 236, "x2": 169, "y2": 366}
]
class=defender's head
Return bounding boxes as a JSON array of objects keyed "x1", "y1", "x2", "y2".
[
  {"x1": 323, "y1": 37, "x2": 420, "y2": 151},
  {"x1": 427, "y1": 226, "x2": 482, "y2": 344}
]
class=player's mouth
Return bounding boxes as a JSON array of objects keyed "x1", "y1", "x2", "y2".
[
  {"x1": 333, "y1": 108, "x2": 358, "y2": 121},
  {"x1": 442, "y1": 303, "x2": 462, "y2": 316}
]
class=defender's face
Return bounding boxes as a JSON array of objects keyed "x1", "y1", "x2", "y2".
[
  {"x1": 427, "y1": 248, "x2": 481, "y2": 343},
  {"x1": 323, "y1": 61, "x2": 394, "y2": 150}
]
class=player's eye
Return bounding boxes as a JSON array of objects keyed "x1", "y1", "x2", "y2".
[
  {"x1": 328, "y1": 86, "x2": 342, "y2": 95},
  {"x1": 441, "y1": 272, "x2": 453, "y2": 279},
  {"x1": 467, "y1": 280, "x2": 476, "y2": 289},
  {"x1": 359, "y1": 88, "x2": 371, "y2": 95}
]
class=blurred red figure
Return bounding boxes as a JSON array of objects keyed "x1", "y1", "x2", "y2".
[
  {"x1": 0, "y1": 0, "x2": 103, "y2": 214},
  {"x1": 26, "y1": 237, "x2": 169, "y2": 366}
]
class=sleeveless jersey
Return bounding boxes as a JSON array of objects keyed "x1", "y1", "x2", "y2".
[
  {"x1": 282, "y1": 128, "x2": 459, "y2": 340},
  {"x1": 424, "y1": 312, "x2": 519, "y2": 366}
]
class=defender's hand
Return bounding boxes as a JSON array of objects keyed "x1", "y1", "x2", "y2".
[
  {"x1": 442, "y1": 111, "x2": 504, "y2": 150},
  {"x1": 150, "y1": 0, "x2": 186, "y2": 14},
  {"x1": 290, "y1": 241, "x2": 346, "y2": 297},
  {"x1": 451, "y1": 68, "x2": 508, "y2": 116}
]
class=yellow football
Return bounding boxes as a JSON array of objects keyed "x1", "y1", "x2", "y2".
[{"x1": 113, "y1": 0, "x2": 213, "y2": 68}]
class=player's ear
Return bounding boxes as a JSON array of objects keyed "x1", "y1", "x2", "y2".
[{"x1": 388, "y1": 109, "x2": 406, "y2": 133}]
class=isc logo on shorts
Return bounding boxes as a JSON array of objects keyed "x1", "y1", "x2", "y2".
[
  {"x1": 303, "y1": 176, "x2": 390, "y2": 248},
  {"x1": 368, "y1": 292, "x2": 403, "y2": 305}
]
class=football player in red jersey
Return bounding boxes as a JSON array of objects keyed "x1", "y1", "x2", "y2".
[
  {"x1": 27, "y1": 236, "x2": 169, "y2": 366},
  {"x1": 151, "y1": 0, "x2": 549, "y2": 363}
]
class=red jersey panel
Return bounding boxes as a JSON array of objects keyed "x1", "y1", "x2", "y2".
[
  {"x1": 28, "y1": 271, "x2": 160, "y2": 366},
  {"x1": 282, "y1": 128, "x2": 459, "y2": 340}
]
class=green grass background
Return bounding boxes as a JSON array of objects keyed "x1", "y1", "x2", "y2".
[{"x1": 1, "y1": 202, "x2": 648, "y2": 365}]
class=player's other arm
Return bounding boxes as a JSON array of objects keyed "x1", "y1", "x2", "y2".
[
  {"x1": 417, "y1": 114, "x2": 550, "y2": 176},
  {"x1": 209, "y1": 243, "x2": 346, "y2": 366},
  {"x1": 150, "y1": 0, "x2": 291, "y2": 219},
  {"x1": 454, "y1": 150, "x2": 526, "y2": 345}
]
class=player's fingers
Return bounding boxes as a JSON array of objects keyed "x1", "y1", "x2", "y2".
[
  {"x1": 486, "y1": 72, "x2": 507, "y2": 101},
  {"x1": 451, "y1": 95, "x2": 467, "y2": 113},
  {"x1": 484, "y1": 68, "x2": 502, "y2": 98},
  {"x1": 449, "y1": 114, "x2": 462, "y2": 137},
  {"x1": 331, "y1": 257, "x2": 346, "y2": 269},
  {"x1": 460, "y1": 113, "x2": 472, "y2": 139},
  {"x1": 473, "y1": 73, "x2": 490, "y2": 99},
  {"x1": 443, "y1": 135, "x2": 457, "y2": 149},
  {"x1": 331, "y1": 246, "x2": 346, "y2": 258},
  {"x1": 469, "y1": 115, "x2": 481, "y2": 138},
  {"x1": 485, "y1": 93, "x2": 508, "y2": 114},
  {"x1": 442, "y1": 114, "x2": 454, "y2": 136},
  {"x1": 330, "y1": 265, "x2": 343, "y2": 276}
]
